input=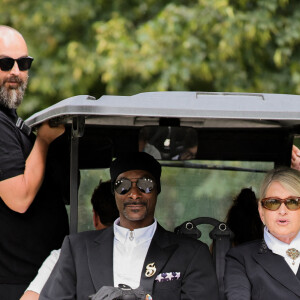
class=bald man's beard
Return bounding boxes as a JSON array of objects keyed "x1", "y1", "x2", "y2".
[{"x1": 0, "y1": 75, "x2": 28, "y2": 109}]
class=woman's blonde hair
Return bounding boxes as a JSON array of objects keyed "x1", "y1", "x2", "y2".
[{"x1": 259, "y1": 167, "x2": 300, "y2": 200}]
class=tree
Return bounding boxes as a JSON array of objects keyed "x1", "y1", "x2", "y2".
[{"x1": 2, "y1": 0, "x2": 300, "y2": 119}]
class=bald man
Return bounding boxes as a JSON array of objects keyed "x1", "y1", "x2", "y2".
[{"x1": 0, "y1": 26, "x2": 69, "y2": 299}]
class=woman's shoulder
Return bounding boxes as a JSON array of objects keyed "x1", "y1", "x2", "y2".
[{"x1": 227, "y1": 239, "x2": 263, "y2": 258}]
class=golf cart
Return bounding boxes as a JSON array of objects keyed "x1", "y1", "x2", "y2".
[{"x1": 25, "y1": 91, "x2": 300, "y2": 299}]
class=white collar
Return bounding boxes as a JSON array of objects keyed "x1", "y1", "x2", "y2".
[
  {"x1": 264, "y1": 226, "x2": 300, "y2": 258},
  {"x1": 113, "y1": 217, "x2": 157, "y2": 246},
  {"x1": 264, "y1": 227, "x2": 300, "y2": 250}
]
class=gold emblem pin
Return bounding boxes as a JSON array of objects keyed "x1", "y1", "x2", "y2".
[{"x1": 145, "y1": 262, "x2": 156, "y2": 277}]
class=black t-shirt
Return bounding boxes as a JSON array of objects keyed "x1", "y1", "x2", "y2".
[{"x1": 0, "y1": 106, "x2": 69, "y2": 285}]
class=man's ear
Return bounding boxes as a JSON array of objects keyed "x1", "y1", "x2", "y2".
[
  {"x1": 93, "y1": 210, "x2": 99, "y2": 229},
  {"x1": 93, "y1": 210, "x2": 106, "y2": 230}
]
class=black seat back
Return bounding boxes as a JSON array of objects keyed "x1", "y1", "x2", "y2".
[{"x1": 174, "y1": 217, "x2": 234, "y2": 300}]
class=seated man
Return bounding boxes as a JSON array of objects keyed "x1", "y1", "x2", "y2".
[
  {"x1": 40, "y1": 152, "x2": 219, "y2": 300},
  {"x1": 20, "y1": 180, "x2": 119, "y2": 300}
]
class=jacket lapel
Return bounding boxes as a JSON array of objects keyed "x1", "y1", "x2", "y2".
[
  {"x1": 253, "y1": 240, "x2": 300, "y2": 297},
  {"x1": 87, "y1": 227, "x2": 114, "y2": 291},
  {"x1": 296, "y1": 267, "x2": 300, "y2": 280},
  {"x1": 139, "y1": 224, "x2": 178, "y2": 295}
]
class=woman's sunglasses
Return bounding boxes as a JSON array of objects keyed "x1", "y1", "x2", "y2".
[
  {"x1": 114, "y1": 177, "x2": 155, "y2": 195},
  {"x1": 261, "y1": 197, "x2": 300, "y2": 211},
  {"x1": 0, "y1": 56, "x2": 34, "y2": 71}
]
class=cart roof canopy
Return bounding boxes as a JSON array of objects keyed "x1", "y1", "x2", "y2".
[{"x1": 25, "y1": 91, "x2": 300, "y2": 167}]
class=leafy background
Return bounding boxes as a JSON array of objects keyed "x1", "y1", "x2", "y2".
[{"x1": 2, "y1": 0, "x2": 300, "y2": 118}]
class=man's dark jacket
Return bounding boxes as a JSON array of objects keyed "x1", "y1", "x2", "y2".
[
  {"x1": 225, "y1": 239, "x2": 300, "y2": 300},
  {"x1": 40, "y1": 224, "x2": 219, "y2": 300}
]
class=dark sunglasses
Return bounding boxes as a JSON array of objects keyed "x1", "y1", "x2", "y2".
[
  {"x1": 261, "y1": 197, "x2": 300, "y2": 211},
  {"x1": 0, "y1": 56, "x2": 34, "y2": 71},
  {"x1": 114, "y1": 177, "x2": 155, "y2": 195}
]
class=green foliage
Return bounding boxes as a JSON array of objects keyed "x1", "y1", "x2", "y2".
[
  {"x1": 2, "y1": 0, "x2": 300, "y2": 118},
  {"x1": 156, "y1": 161, "x2": 268, "y2": 230}
]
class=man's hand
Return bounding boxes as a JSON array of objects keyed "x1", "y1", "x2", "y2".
[
  {"x1": 291, "y1": 145, "x2": 300, "y2": 171},
  {"x1": 37, "y1": 122, "x2": 65, "y2": 146},
  {"x1": 19, "y1": 290, "x2": 39, "y2": 300}
]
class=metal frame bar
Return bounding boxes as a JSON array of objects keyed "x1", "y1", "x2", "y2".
[{"x1": 69, "y1": 116, "x2": 85, "y2": 234}]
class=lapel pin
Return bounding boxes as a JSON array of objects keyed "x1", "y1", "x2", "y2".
[{"x1": 145, "y1": 262, "x2": 156, "y2": 277}]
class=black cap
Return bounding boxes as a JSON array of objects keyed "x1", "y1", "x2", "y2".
[{"x1": 110, "y1": 152, "x2": 161, "y2": 193}]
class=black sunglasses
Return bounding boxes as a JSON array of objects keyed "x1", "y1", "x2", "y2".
[
  {"x1": 261, "y1": 197, "x2": 300, "y2": 211},
  {"x1": 0, "y1": 56, "x2": 34, "y2": 71},
  {"x1": 114, "y1": 177, "x2": 155, "y2": 195}
]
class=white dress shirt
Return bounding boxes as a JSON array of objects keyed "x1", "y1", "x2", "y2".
[
  {"x1": 113, "y1": 218, "x2": 157, "y2": 288},
  {"x1": 26, "y1": 249, "x2": 61, "y2": 293},
  {"x1": 264, "y1": 226, "x2": 300, "y2": 274}
]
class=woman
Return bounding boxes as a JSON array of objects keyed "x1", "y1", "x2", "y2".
[{"x1": 225, "y1": 167, "x2": 300, "y2": 300}]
